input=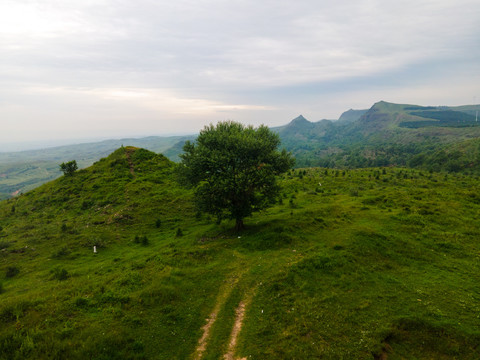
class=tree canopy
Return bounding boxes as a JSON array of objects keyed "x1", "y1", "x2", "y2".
[
  {"x1": 59, "y1": 160, "x2": 78, "y2": 176},
  {"x1": 180, "y1": 121, "x2": 294, "y2": 230}
]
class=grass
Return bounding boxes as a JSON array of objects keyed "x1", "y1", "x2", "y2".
[
  {"x1": 0, "y1": 135, "x2": 188, "y2": 200},
  {"x1": 0, "y1": 148, "x2": 479, "y2": 359}
]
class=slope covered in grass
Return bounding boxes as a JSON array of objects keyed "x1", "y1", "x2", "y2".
[
  {"x1": 1, "y1": 147, "x2": 479, "y2": 359},
  {"x1": 0, "y1": 135, "x2": 188, "y2": 200}
]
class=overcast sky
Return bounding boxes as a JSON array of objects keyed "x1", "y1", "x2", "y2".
[{"x1": 1, "y1": 0, "x2": 479, "y2": 148}]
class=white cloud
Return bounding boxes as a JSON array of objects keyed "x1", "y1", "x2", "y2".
[
  {"x1": 1, "y1": 0, "x2": 479, "y2": 143},
  {"x1": 25, "y1": 85, "x2": 275, "y2": 113}
]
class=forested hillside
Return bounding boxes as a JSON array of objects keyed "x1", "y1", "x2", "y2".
[{"x1": 276, "y1": 102, "x2": 480, "y2": 171}]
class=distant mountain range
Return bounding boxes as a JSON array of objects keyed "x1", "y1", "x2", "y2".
[
  {"x1": 273, "y1": 101, "x2": 480, "y2": 169},
  {"x1": 1, "y1": 101, "x2": 479, "y2": 199}
]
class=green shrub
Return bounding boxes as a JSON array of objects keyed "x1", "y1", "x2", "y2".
[
  {"x1": 52, "y1": 246, "x2": 71, "y2": 259},
  {"x1": 74, "y1": 297, "x2": 89, "y2": 308},
  {"x1": 132, "y1": 340, "x2": 145, "y2": 353},
  {"x1": 59, "y1": 160, "x2": 78, "y2": 176},
  {"x1": 289, "y1": 198, "x2": 297, "y2": 208},
  {"x1": 51, "y1": 267, "x2": 69, "y2": 281},
  {"x1": 5, "y1": 266, "x2": 19, "y2": 278},
  {"x1": 0, "y1": 241, "x2": 11, "y2": 250},
  {"x1": 155, "y1": 219, "x2": 162, "y2": 228},
  {"x1": 84, "y1": 237, "x2": 107, "y2": 248},
  {"x1": 0, "y1": 306, "x2": 16, "y2": 322},
  {"x1": 81, "y1": 200, "x2": 93, "y2": 210},
  {"x1": 175, "y1": 228, "x2": 183, "y2": 237}
]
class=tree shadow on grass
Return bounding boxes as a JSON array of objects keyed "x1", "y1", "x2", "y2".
[
  {"x1": 203, "y1": 219, "x2": 297, "y2": 252},
  {"x1": 374, "y1": 317, "x2": 480, "y2": 360}
]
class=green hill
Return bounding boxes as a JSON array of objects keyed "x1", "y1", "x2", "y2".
[
  {"x1": 2, "y1": 101, "x2": 480, "y2": 200},
  {"x1": 1, "y1": 147, "x2": 479, "y2": 359},
  {"x1": 0, "y1": 136, "x2": 189, "y2": 200}
]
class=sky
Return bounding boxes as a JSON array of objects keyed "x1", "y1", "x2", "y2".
[{"x1": 1, "y1": 0, "x2": 479, "y2": 148}]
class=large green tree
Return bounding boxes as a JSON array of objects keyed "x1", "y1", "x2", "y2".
[{"x1": 180, "y1": 121, "x2": 294, "y2": 230}]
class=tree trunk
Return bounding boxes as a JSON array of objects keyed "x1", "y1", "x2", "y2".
[{"x1": 235, "y1": 218, "x2": 245, "y2": 232}]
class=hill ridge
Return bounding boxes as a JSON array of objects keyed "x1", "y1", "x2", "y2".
[{"x1": 2, "y1": 101, "x2": 480, "y2": 199}]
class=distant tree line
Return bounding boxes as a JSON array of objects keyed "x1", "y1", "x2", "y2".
[{"x1": 292, "y1": 141, "x2": 480, "y2": 174}]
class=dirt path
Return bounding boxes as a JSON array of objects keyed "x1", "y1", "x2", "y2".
[
  {"x1": 193, "y1": 273, "x2": 243, "y2": 360},
  {"x1": 223, "y1": 299, "x2": 250, "y2": 360},
  {"x1": 195, "y1": 303, "x2": 220, "y2": 359},
  {"x1": 124, "y1": 148, "x2": 136, "y2": 178}
]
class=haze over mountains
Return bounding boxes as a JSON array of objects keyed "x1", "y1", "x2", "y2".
[{"x1": 1, "y1": 101, "x2": 480, "y2": 199}]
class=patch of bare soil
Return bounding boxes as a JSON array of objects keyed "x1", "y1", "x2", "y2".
[
  {"x1": 193, "y1": 273, "x2": 243, "y2": 360},
  {"x1": 224, "y1": 298, "x2": 250, "y2": 360},
  {"x1": 124, "y1": 148, "x2": 136, "y2": 178},
  {"x1": 374, "y1": 343, "x2": 392, "y2": 360},
  {"x1": 11, "y1": 189, "x2": 21, "y2": 196},
  {"x1": 194, "y1": 306, "x2": 220, "y2": 360}
]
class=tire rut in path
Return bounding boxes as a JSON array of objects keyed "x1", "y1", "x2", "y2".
[
  {"x1": 194, "y1": 302, "x2": 221, "y2": 360},
  {"x1": 193, "y1": 274, "x2": 242, "y2": 360},
  {"x1": 223, "y1": 297, "x2": 251, "y2": 360}
]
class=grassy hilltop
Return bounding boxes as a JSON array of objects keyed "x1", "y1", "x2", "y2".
[
  {"x1": 0, "y1": 136, "x2": 190, "y2": 200},
  {"x1": 3, "y1": 101, "x2": 480, "y2": 201},
  {"x1": 1, "y1": 147, "x2": 480, "y2": 359}
]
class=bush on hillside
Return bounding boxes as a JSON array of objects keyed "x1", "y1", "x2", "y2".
[
  {"x1": 59, "y1": 160, "x2": 78, "y2": 176},
  {"x1": 5, "y1": 266, "x2": 19, "y2": 278},
  {"x1": 51, "y1": 267, "x2": 69, "y2": 281}
]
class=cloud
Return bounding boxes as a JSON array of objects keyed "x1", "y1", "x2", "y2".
[
  {"x1": 1, "y1": 0, "x2": 479, "y2": 143},
  {"x1": 24, "y1": 85, "x2": 275, "y2": 113}
]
